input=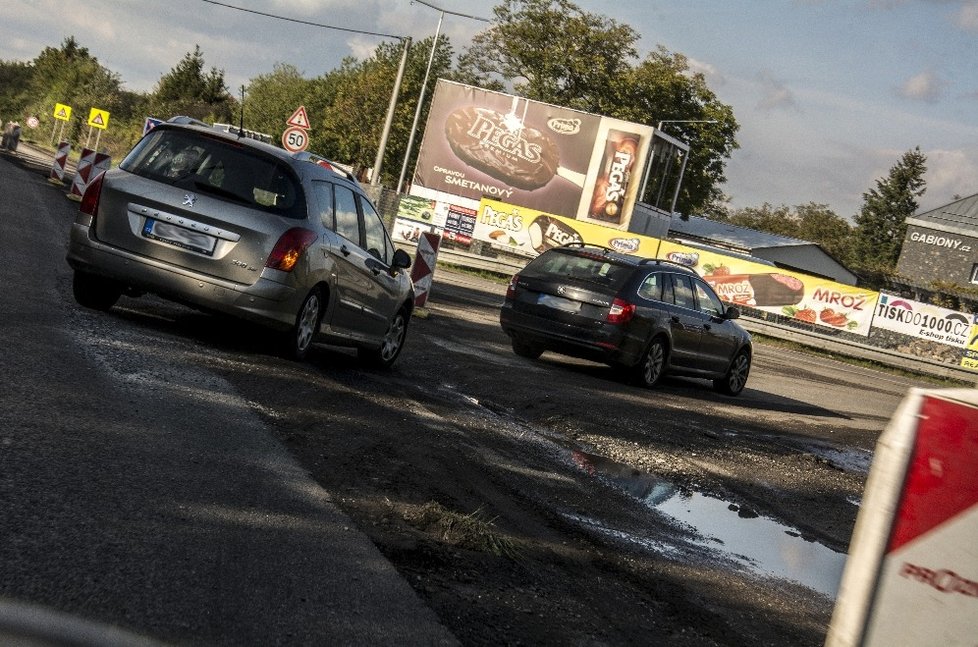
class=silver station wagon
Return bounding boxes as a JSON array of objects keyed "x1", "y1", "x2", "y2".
[{"x1": 66, "y1": 120, "x2": 414, "y2": 365}]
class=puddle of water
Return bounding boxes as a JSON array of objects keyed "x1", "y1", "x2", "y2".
[{"x1": 571, "y1": 450, "x2": 846, "y2": 598}]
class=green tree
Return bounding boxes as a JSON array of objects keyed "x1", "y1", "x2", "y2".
[
  {"x1": 612, "y1": 48, "x2": 739, "y2": 217},
  {"x1": 242, "y1": 63, "x2": 317, "y2": 140},
  {"x1": 458, "y1": 0, "x2": 638, "y2": 113},
  {"x1": 458, "y1": 1, "x2": 738, "y2": 216},
  {"x1": 852, "y1": 147, "x2": 927, "y2": 274},
  {"x1": 315, "y1": 35, "x2": 454, "y2": 185},
  {"x1": 152, "y1": 45, "x2": 235, "y2": 122},
  {"x1": 793, "y1": 202, "x2": 853, "y2": 265}
]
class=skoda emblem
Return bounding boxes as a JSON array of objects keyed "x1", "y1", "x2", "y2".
[{"x1": 182, "y1": 193, "x2": 198, "y2": 207}]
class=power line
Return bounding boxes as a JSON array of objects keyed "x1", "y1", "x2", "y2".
[{"x1": 200, "y1": 0, "x2": 406, "y2": 40}]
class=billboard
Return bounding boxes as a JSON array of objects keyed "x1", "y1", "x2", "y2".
[
  {"x1": 872, "y1": 294, "x2": 972, "y2": 348},
  {"x1": 412, "y1": 80, "x2": 653, "y2": 230},
  {"x1": 656, "y1": 240, "x2": 880, "y2": 336}
]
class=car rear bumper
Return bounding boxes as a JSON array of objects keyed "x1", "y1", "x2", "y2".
[
  {"x1": 500, "y1": 303, "x2": 642, "y2": 366},
  {"x1": 66, "y1": 222, "x2": 300, "y2": 330}
]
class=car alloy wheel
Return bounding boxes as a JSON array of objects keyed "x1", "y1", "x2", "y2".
[
  {"x1": 637, "y1": 338, "x2": 666, "y2": 388},
  {"x1": 284, "y1": 289, "x2": 321, "y2": 361},
  {"x1": 361, "y1": 309, "x2": 409, "y2": 368},
  {"x1": 714, "y1": 350, "x2": 750, "y2": 396}
]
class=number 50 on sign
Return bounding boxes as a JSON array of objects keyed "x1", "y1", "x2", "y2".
[{"x1": 281, "y1": 126, "x2": 308, "y2": 153}]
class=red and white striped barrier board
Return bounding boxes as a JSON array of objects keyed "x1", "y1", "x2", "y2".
[
  {"x1": 69, "y1": 148, "x2": 111, "y2": 200},
  {"x1": 827, "y1": 388, "x2": 978, "y2": 646},
  {"x1": 409, "y1": 232, "x2": 441, "y2": 308},
  {"x1": 48, "y1": 141, "x2": 70, "y2": 184}
]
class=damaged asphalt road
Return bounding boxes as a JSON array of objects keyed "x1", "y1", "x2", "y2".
[
  {"x1": 2, "y1": 151, "x2": 943, "y2": 645},
  {"x1": 68, "y1": 269, "x2": 930, "y2": 645}
]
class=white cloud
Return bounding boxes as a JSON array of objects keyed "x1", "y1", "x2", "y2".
[
  {"x1": 898, "y1": 70, "x2": 948, "y2": 102},
  {"x1": 956, "y1": 0, "x2": 978, "y2": 31},
  {"x1": 687, "y1": 57, "x2": 725, "y2": 85},
  {"x1": 756, "y1": 71, "x2": 798, "y2": 112},
  {"x1": 920, "y1": 148, "x2": 978, "y2": 208}
]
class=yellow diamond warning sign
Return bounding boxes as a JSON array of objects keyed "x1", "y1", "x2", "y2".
[
  {"x1": 53, "y1": 103, "x2": 72, "y2": 121},
  {"x1": 87, "y1": 107, "x2": 110, "y2": 130}
]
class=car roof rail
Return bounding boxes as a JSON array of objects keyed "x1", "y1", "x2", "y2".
[
  {"x1": 292, "y1": 151, "x2": 359, "y2": 183},
  {"x1": 638, "y1": 257, "x2": 693, "y2": 269},
  {"x1": 560, "y1": 242, "x2": 616, "y2": 254}
]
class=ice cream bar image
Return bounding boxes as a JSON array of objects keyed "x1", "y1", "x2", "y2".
[
  {"x1": 444, "y1": 105, "x2": 585, "y2": 190},
  {"x1": 704, "y1": 273, "x2": 805, "y2": 307},
  {"x1": 588, "y1": 129, "x2": 640, "y2": 224}
]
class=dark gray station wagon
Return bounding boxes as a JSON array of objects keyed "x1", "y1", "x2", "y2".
[
  {"x1": 500, "y1": 243, "x2": 753, "y2": 394},
  {"x1": 66, "y1": 120, "x2": 414, "y2": 366}
]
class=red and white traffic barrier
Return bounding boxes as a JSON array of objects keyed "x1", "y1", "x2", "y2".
[
  {"x1": 48, "y1": 141, "x2": 70, "y2": 184},
  {"x1": 827, "y1": 387, "x2": 978, "y2": 646},
  {"x1": 409, "y1": 232, "x2": 441, "y2": 308},
  {"x1": 69, "y1": 148, "x2": 111, "y2": 201}
]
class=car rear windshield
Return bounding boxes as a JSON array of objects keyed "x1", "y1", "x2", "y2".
[
  {"x1": 524, "y1": 249, "x2": 634, "y2": 290},
  {"x1": 120, "y1": 128, "x2": 306, "y2": 219}
]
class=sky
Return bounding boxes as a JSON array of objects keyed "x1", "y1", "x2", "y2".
[{"x1": 1, "y1": 0, "x2": 975, "y2": 219}]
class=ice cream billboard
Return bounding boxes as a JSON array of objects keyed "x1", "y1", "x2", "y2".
[
  {"x1": 476, "y1": 199, "x2": 662, "y2": 257},
  {"x1": 657, "y1": 240, "x2": 879, "y2": 336},
  {"x1": 872, "y1": 294, "x2": 972, "y2": 348},
  {"x1": 412, "y1": 80, "x2": 653, "y2": 230}
]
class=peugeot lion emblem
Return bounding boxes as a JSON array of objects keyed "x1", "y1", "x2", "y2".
[{"x1": 182, "y1": 193, "x2": 198, "y2": 207}]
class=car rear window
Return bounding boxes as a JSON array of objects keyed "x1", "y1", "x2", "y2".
[
  {"x1": 524, "y1": 249, "x2": 634, "y2": 290},
  {"x1": 120, "y1": 128, "x2": 306, "y2": 219}
]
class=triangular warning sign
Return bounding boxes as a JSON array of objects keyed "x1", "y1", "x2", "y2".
[
  {"x1": 287, "y1": 106, "x2": 310, "y2": 130},
  {"x1": 92, "y1": 113, "x2": 105, "y2": 126},
  {"x1": 57, "y1": 108, "x2": 68, "y2": 118}
]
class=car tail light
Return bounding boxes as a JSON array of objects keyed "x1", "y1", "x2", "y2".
[
  {"x1": 266, "y1": 228, "x2": 317, "y2": 272},
  {"x1": 607, "y1": 298, "x2": 635, "y2": 324},
  {"x1": 506, "y1": 274, "x2": 520, "y2": 299},
  {"x1": 79, "y1": 172, "x2": 105, "y2": 218}
]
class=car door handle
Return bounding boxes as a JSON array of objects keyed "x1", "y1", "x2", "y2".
[{"x1": 340, "y1": 245, "x2": 351, "y2": 257}]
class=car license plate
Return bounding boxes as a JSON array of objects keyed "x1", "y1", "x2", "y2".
[
  {"x1": 538, "y1": 293, "x2": 581, "y2": 313},
  {"x1": 142, "y1": 218, "x2": 217, "y2": 256}
]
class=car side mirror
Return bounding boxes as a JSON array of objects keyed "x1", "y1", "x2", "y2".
[
  {"x1": 724, "y1": 305, "x2": 740, "y2": 320},
  {"x1": 392, "y1": 248, "x2": 412, "y2": 271}
]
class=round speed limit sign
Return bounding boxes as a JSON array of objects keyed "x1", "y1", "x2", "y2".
[{"x1": 281, "y1": 126, "x2": 309, "y2": 153}]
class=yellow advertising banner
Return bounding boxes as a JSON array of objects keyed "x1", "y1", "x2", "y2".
[
  {"x1": 960, "y1": 319, "x2": 978, "y2": 371},
  {"x1": 656, "y1": 240, "x2": 879, "y2": 336},
  {"x1": 476, "y1": 199, "x2": 662, "y2": 258}
]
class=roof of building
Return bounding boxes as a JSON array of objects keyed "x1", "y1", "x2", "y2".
[
  {"x1": 907, "y1": 192, "x2": 978, "y2": 236},
  {"x1": 667, "y1": 214, "x2": 812, "y2": 252}
]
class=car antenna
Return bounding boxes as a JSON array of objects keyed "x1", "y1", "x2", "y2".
[{"x1": 238, "y1": 85, "x2": 245, "y2": 138}]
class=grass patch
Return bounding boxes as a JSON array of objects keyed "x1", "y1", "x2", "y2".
[
  {"x1": 751, "y1": 333, "x2": 974, "y2": 387},
  {"x1": 435, "y1": 262, "x2": 513, "y2": 284},
  {"x1": 406, "y1": 501, "x2": 523, "y2": 560}
]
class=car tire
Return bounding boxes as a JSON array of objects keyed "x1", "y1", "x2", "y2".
[
  {"x1": 511, "y1": 337, "x2": 543, "y2": 359},
  {"x1": 634, "y1": 337, "x2": 667, "y2": 388},
  {"x1": 282, "y1": 288, "x2": 322, "y2": 361},
  {"x1": 714, "y1": 349, "x2": 751, "y2": 396},
  {"x1": 360, "y1": 308, "x2": 409, "y2": 369},
  {"x1": 72, "y1": 271, "x2": 122, "y2": 311}
]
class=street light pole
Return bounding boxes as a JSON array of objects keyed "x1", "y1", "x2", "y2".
[
  {"x1": 396, "y1": 0, "x2": 490, "y2": 193},
  {"x1": 397, "y1": 10, "x2": 443, "y2": 192},
  {"x1": 371, "y1": 37, "x2": 412, "y2": 185},
  {"x1": 656, "y1": 119, "x2": 718, "y2": 132}
]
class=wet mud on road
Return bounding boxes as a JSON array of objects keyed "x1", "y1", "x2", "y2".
[
  {"x1": 61, "y1": 266, "x2": 936, "y2": 645},
  {"x1": 205, "y1": 270, "x2": 932, "y2": 645}
]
